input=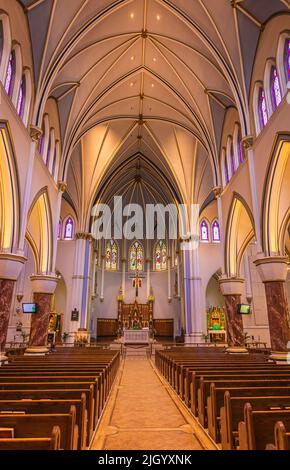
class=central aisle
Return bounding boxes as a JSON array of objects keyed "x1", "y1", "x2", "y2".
[{"x1": 91, "y1": 355, "x2": 217, "y2": 450}]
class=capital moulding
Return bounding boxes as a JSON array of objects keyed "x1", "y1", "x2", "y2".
[
  {"x1": 0, "y1": 253, "x2": 27, "y2": 280},
  {"x1": 254, "y1": 255, "x2": 289, "y2": 282},
  {"x1": 219, "y1": 277, "x2": 245, "y2": 296},
  {"x1": 213, "y1": 186, "x2": 222, "y2": 199},
  {"x1": 242, "y1": 135, "x2": 254, "y2": 151},
  {"x1": 75, "y1": 232, "x2": 93, "y2": 241},
  {"x1": 58, "y1": 181, "x2": 67, "y2": 193},
  {"x1": 30, "y1": 126, "x2": 42, "y2": 143},
  {"x1": 30, "y1": 274, "x2": 59, "y2": 294}
]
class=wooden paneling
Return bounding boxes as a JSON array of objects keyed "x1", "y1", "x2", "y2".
[
  {"x1": 154, "y1": 319, "x2": 174, "y2": 337},
  {"x1": 97, "y1": 319, "x2": 118, "y2": 337}
]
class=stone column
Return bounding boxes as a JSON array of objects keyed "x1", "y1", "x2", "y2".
[
  {"x1": 242, "y1": 137, "x2": 262, "y2": 252},
  {"x1": 0, "y1": 254, "x2": 26, "y2": 362},
  {"x1": 51, "y1": 182, "x2": 67, "y2": 272},
  {"x1": 100, "y1": 254, "x2": 105, "y2": 302},
  {"x1": 26, "y1": 275, "x2": 59, "y2": 355},
  {"x1": 146, "y1": 258, "x2": 151, "y2": 299},
  {"x1": 18, "y1": 127, "x2": 42, "y2": 252},
  {"x1": 254, "y1": 256, "x2": 290, "y2": 361},
  {"x1": 167, "y1": 256, "x2": 172, "y2": 302},
  {"x1": 121, "y1": 258, "x2": 126, "y2": 298},
  {"x1": 219, "y1": 278, "x2": 248, "y2": 353}
]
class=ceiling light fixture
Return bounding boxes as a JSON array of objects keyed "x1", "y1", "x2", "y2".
[
  {"x1": 130, "y1": 13, "x2": 135, "y2": 19},
  {"x1": 153, "y1": 57, "x2": 157, "y2": 62},
  {"x1": 156, "y1": 15, "x2": 161, "y2": 21}
]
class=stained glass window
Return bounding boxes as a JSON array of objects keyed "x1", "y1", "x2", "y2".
[
  {"x1": 271, "y1": 67, "x2": 282, "y2": 110},
  {"x1": 64, "y1": 217, "x2": 74, "y2": 240},
  {"x1": 212, "y1": 220, "x2": 221, "y2": 243},
  {"x1": 39, "y1": 126, "x2": 45, "y2": 155},
  {"x1": 200, "y1": 220, "x2": 209, "y2": 242},
  {"x1": 5, "y1": 52, "x2": 15, "y2": 97},
  {"x1": 259, "y1": 88, "x2": 268, "y2": 129},
  {"x1": 17, "y1": 77, "x2": 25, "y2": 118},
  {"x1": 57, "y1": 219, "x2": 62, "y2": 240},
  {"x1": 105, "y1": 240, "x2": 118, "y2": 271},
  {"x1": 155, "y1": 240, "x2": 167, "y2": 271},
  {"x1": 129, "y1": 241, "x2": 144, "y2": 271}
]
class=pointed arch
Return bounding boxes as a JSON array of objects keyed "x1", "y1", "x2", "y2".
[
  {"x1": 27, "y1": 188, "x2": 53, "y2": 274},
  {"x1": 262, "y1": 134, "x2": 290, "y2": 255},
  {"x1": 0, "y1": 122, "x2": 20, "y2": 251},
  {"x1": 0, "y1": 13, "x2": 11, "y2": 84},
  {"x1": 225, "y1": 194, "x2": 255, "y2": 277}
]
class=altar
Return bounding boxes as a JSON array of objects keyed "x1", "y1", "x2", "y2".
[{"x1": 123, "y1": 329, "x2": 150, "y2": 345}]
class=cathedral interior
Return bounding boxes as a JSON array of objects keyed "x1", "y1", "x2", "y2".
[{"x1": 0, "y1": 0, "x2": 290, "y2": 454}]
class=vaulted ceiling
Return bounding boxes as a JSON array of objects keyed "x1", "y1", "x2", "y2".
[{"x1": 17, "y1": 0, "x2": 290, "y2": 225}]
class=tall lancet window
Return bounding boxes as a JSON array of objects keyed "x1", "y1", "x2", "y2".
[
  {"x1": 200, "y1": 220, "x2": 210, "y2": 242},
  {"x1": 17, "y1": 76, "x2": 25, "y2": 118},
  {"x1": 64, "y1": 217, "x2": 74, "y2": 240},
  {"x1": 4, "y1": 52, "x2": 16, "y2": 97},
  {"x1": 57, "y1": 219, "x2": 62, "y2": 240},
  {"x1": 271, "y1": 67, "x2": 282, "y2": 109},
  {"x1": 155, "y1": 240, "x2": 167, "y2": 271},
  {"x1": 105, "y1": 240, "x2": 118, "y2": 271},
  {"x1": 129, "y1": 241, "x2": 144, "y2": 271},
  {"x1": 0, "y1": 22, "x2": 3, "y2": 71},
  {"x1": 212, "y1": 220, "x2": 221, "y2": 243},
  {"x1": 258, "y1": 88, "x2": 268, "y2": 129},
  {"x1": 285, "y1": 39, "x2": 290, "y2": 82},
  {"x1": 230, "y1": 142, "x2": 236, "y2": 175},
  {"x1": 238, "y1": 128, "x2": 244, "y2": 164}
]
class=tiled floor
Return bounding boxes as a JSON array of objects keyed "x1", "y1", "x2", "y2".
[{"x1": 91, "y1": 356, "x2": 217, "y2": 450}]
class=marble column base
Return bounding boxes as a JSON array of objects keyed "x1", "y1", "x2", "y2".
[
  {"x1": 0, "y1": 279, "x2": 15, "y2": 352},
  {"x1": 24, "y1": 346, "x2": 49, "y2": 356},
  {"x1": 269, "y1": 351, "x2": 290, "y2": 364},
  {"x1": 226, "y1": 347, "x2": 249, "y2": 355},
  {"x1": 0, "y1": 353, "x2": 9, "y2": 364},
  {"x1": 184, "y1": 333, "x2": 204, "y2": 344},
  {"x1": 264, "y1": 281, "x2": 290, "y2": 352},
  {"x1": 29, "y1": 293, "x2": 53, "y2": 348},
  {"x1": 224, "y1": 294, "x2": 245, "y2": 348}
]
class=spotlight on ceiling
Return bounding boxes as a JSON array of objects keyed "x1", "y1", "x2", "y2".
[
  {"x1": 130, "y1": 13, "x2": 135, "y2": 19},
  {"x1": 156, "y1": 15, "x2": 161, "y2": 21}
]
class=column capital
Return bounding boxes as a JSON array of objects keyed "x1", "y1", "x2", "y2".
[
  {"x1": 219, "y1": 277, "x2": 245, "y2": 296},
  {"x1": 57, "y1": 181, "x2": 67, "y2": 193},
  {"x1": 146, "y1": 258, "x2": 152, "y2": 263},
  {"x1": 30, "y1": 274, "x2": 59, "y2": 294},
  {"x1": 213, "y1": 186, "x2": 222, "y2": 199},
  {"x1": 0, "y1": 253, "x2": 27, "y2": 280},
  {"x1": 254, "y1": 255, "x2": 289, "y2": 282},
  {"x1": 242, "y1": 135, "x2": 254, "y2": 151},
  {"x1": 30, "y1": 126, "x2": 42, "y2": 143},
  {"x1": 75, "y1": 232, "x2": 93, "y2": 241},
  {"x1": 122, "y1": 258, "x2": 127, "y2": 263}
]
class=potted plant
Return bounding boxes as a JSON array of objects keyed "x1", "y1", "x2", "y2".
[{"x1": 62, "y1": 332, "x2": 69, "y2": 344}]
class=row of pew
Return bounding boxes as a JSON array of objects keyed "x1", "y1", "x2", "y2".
[
  {"x1": 155, "y1": 347, "x2": 290, "y2": 450},
  {"x1": 0, "y1": 347, "x2": 120, "y2": 450}
]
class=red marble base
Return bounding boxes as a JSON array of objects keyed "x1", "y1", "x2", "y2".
[
  {"x1": 264, "y1": 281, "x2": 290, "y2": 352},
  {"x1": 224, "y1": 294, "x2": 245, "y2": 347},
  {"x1": 0, "y1": 279, "x2": 15, "y2": 351},
  {"x1": 29, "y1": 293, "x2": 53, "y2": 347}
]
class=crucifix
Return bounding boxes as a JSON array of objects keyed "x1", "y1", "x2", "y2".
[{"x1": 134, "y1": 270, "x2": 141, "y2": 298}]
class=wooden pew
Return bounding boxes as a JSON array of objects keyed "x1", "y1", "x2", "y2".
[
  {"x1": 218, "y1": 390, "x2": 290, "y2": 449},
  {"x1": 197, "y1": 376, "x2": 290, "y2": 427},
  {"x1": 0, "y1": 396, "x2": 87, "y2": 450},
  {"x1": 0, "y1": 405, "x2": 77, "y2": 450},
  {"x1": 0, "y1": 425, "x2": 61, "y2": 450},
  {"x1": 271, "y1": 421, "x2": 290, "y2": 450},
  {"x1": 238, "y1": 404, "x2": 290, "y2": 450},
  {"x1": 0, "y1": 386, "x2": 94, "y2": 446}
]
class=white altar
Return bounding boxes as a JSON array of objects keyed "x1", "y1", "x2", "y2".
[{"x1": 123, "y1": 329, "x2": 150, "y2": 344}]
